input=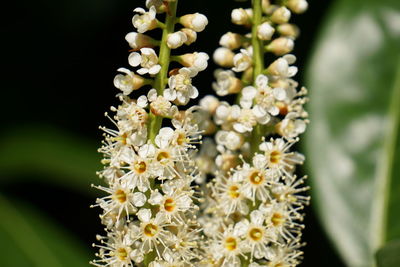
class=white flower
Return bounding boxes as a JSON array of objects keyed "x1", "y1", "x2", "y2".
[
  {"x1": 257, "y1": 22, "x2": 275, "y2": 40},
  {"x1": 167, "y1": 31, "x2": 187, "y2": 49},
  {"x1": 179, "y1": 13, "x2": 208, "y2": 32},
  {"x1": 91, "y1": 230, "x2": 135, "y2": 267},
  {"x1": 278, "y1": 112, "x2": 306, "y2": 138},
  {"x1": 128, "y1": 48, "x2": 161, "y2": 75},
  {"x1": 212, "y1": 172, "x2": 248, "y2": 216},
  {"x1": 132, "y1": 6, "x2": 157, "y2": 33},
  {"x1": 239, "y1": 159, "x2": 271, "y2": 202},
  {"x1": 233, "y1": 48, "x2": 252, "y2": 72},
  {"x1": 210, "y1": 225, "x2": 247, "y2": 267},
  {"x1": 130, "y1": 209, "x2": 173, "y2": 255},
  {"x1": 212, "y1": 69, "x2": 242, "y2": 96},
  {"x1": 213, "y1": 47, "x2": 235, "y2": 67},
  {"x1": 259, "y1": 138, "x2": 305, "y2": 179},
  {"x1": 233, "y1": 107, "x2": 269, "y2": 133},
  {"x1": 148, "y1": 92, "x2": 178, "y2": 117},
  {"x1": 93, "y1": 182, "x2": 137, "y2": 223},
  {"x1": 113, "y1": 68, "x2": 145, "y2": 95},
  {"x1": 235, "y1": 210, "x2": 274, "y2": 259},
  {"x1": 118, "y1": 147, "x2": 154, "y2": 192},
  {"x1": 167, "y1": 68, "x2": 198, "y2": 105},
  {"x1": 148, "y1": 184, "x2": 193, "y2": 222}
]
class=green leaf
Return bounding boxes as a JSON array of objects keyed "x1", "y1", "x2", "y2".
[
  {"x1": 376, "y1": 239, "x2": 400, "y2": 267},
  {"x1": 0, "y1": 194, "x2": 90, "y2": 267},
  {"x1": 304, "y1": 0, "x2": 400, "y2": 266},
  {"x1": 0, "y1": 125, "x2": 102, "y2": 194}
]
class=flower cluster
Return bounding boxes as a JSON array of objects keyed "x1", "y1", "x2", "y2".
[
  {"x1": 91, "y1": 1, "x2": 209, "y2": 266},
  {"x1": 198, "y1": 0, "x2": 310, "y2": 266}
]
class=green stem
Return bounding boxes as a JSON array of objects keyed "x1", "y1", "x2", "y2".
[
  {"x1": 148, "y1": 1, "x2": 178, "y2": 144},
  {"x1": 250, "y1": 0, "x2": 265, "y2": 155}
]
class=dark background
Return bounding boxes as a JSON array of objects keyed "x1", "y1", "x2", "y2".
[{"x1": 1, "y1": 0, "x2": 344, "y2": 266}]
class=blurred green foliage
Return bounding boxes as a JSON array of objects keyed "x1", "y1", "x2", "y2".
[
  {"x1": 305, "y1": 0, "x2": 400, "y2": 266},
  {"x1": 0, "y1": 195, "x2": 90, "y2": 267}
]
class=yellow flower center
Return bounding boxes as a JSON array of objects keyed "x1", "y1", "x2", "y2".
[
  {"x1": 248, "y1": 170, "x2": 264, "y2": 185},
  {"x1": 144, "y1": 223, "x2": 158, "y2": 237},
  {"x1": 163, "y1": 198, "x2": 176, "y2": 212},
  {"x1": 271, "y1": 212, "x2": 285, "y2": 226},
  {"x1": 269, "y1": 150, "x2": 281, "y2": 164},
  {"x1": 134, "y1": 160, "x2": 147, "y2": 174},
  {"x1": 228, "y1": 185, "x2": 240, "y2": 199},
  {"x1": 156, "y1": 151, "x2": 170, "y2": 163},
  {"x1": 176, "y1": 132, "x2": 187, "y2": 146},
  {"x1": 248, "y1": 227, "x2": 263, "y2": 241},
  {"x1": 224, "y1": 237, "x2": 238, "y2": 251},
  {"x1": 115, "y1": 247, "x2": 128, "y2": 261},
  {"x1": 114, "y1": 189, "x2": 127, "y2": 203}
]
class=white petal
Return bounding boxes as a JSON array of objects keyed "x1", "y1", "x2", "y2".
[
  {"x1": 250, "y1": 210, "x2": 264, "y2": 225},
  {"x1": 163, "y1": 88, "x2": 177, "y2": 101},
  {"x1": 189, "y1": 86, "x2": 199, "y2": 98},
  {"x1": 137, "y1": 95, "x2": 148, "y2": 107},
  {"x1": 137, "y1": 208, "x2": 151, "y2": 222},
  {"x1": 132, "y1": 192, "x2": 146, "y2": 207},
  {"x1": 128, "y1": 52, "x2": 142, "y2": 67},
  {"x1": 288, "y1": 66, "x2": 298, "y2": 77},
  {"x1": 147, "y1": 88, "x2": 157, "y2": 101},
  {"x1": 133, "y1": 7, "x2": 146, "y2": 14},
  {"x1": 273, "y1": 87, "x2": 287, "y2": 101},
  {"x1": 149, "y1": 64, "x2": 161, "y2": 75},
  {"x1": 137, "y1": 68, "x2": 148, "y2": 75},
  {"x1": 148, "y1": 191, "x2": 163, "y2": 205}
]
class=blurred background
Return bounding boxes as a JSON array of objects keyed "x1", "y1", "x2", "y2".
[{"x1": 1, "y1": 0, "x2": 399, "y2": 266}]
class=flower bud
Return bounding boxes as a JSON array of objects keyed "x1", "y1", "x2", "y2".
[
  {"x1": 125, "y1": 32, "x2": 155, "y2": 50},
  {"x1": 266, "y1": 58, "x2": 288, "y2": 76},
  {"x1": 231, "y1": 8, "x2": 252, "y2": 26},
  {"x1": 277, "y1": 23, "x2": 300, "y2": 38},
  {"x1": 262, "y1": 0, "x2": 271, "y2": 13},
  {"x1": 200, "y1": 95, "x2": 220, "y2": 114},
  {"x1": 270, "y1": 6, "x2": 291, "y2": 24},
  {"x1": 257, "y1": 22, "x2": 275, "y2": 40},
  {"x1": 167, "y1": 31, "x2": 187, "y2": 49},
  {"x1": 219, "y1": 32, "x2": 243, "y2": 50},
  {"x1": 286, "y1": 0, "x2": 308, "y2": 14},
  {"x1": 179, "y1": 52, "x2": 209, "y2": 72},
  {"x1": 180, "y1": 28, "x2": 197, "y2": 45},
  {"x1": 213, "y1": 47, "x2": 234, "y2": 67},
  {"x1": 266, "y1": 37, "x2": 294, "y2": 56},
  {"x1": 180, "y1": 13, "x2": 208, "y2": 32}
]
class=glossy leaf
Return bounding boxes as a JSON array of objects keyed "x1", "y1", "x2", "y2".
[
  {"x1": 0, "y1": 125, "x2": 102, "y2": 194},
  {"x1": 304, "y1": 0, "x2": 400, "y2": 266},
  {"x1": 0, "y1": 194, "x2": 90, "y2": 267}
]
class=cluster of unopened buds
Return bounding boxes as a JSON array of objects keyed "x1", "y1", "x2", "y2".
[{"x1": 92, "y1": 0, "x2": 310, "y2": 266}]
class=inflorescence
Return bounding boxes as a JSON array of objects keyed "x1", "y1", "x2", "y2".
[
  {"x1": 196, "y1": 0, "x2": 310, "y2": 266},
  {"x1": 91, "y1": 0, "x2": 209, "y2": 266}
]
